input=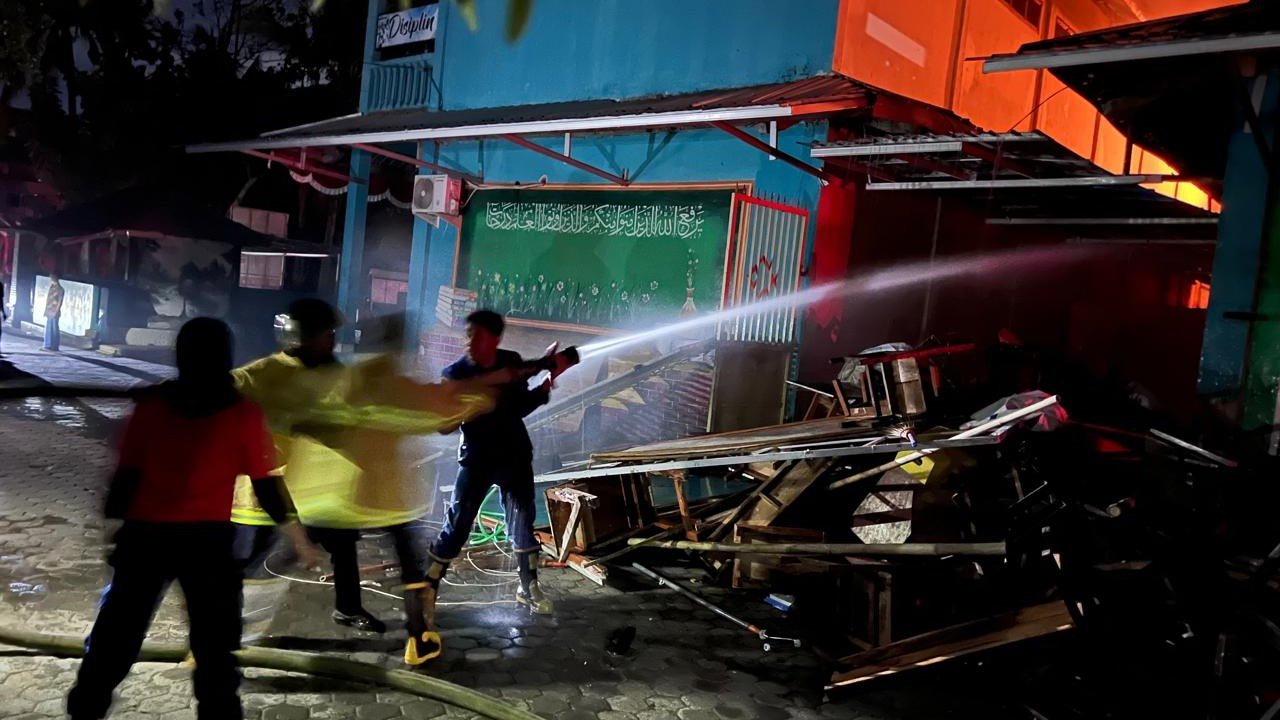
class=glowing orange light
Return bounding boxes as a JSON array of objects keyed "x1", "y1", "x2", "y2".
[{"x1": 1187, "y1": 279, "x2": 1211, "y2": 309}]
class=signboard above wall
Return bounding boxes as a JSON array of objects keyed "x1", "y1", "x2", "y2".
[
  {"x1": 376, "y1": 4, "x2": 438, "y2": 49},
  {"x1": 457, "y1": 188, "x2": 734, "y2": 331}
]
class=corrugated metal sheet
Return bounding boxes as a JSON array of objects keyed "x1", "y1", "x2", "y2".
[{"x1": 200, "y1": 76, "x2": 871, "y2": 148}]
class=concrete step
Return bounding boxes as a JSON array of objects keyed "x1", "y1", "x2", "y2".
[
  {"x1": 124, "y1": 327, "x2": 178, "y2": 347},
  {"x1": 146, "y1": 318, "x2": 183, "y2": 330}
]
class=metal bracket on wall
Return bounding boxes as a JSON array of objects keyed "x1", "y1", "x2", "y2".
[
  {"x1": 500, "y1": 133, "x2": 631, "y2": 185},
  {"x1": 350, "y1": 142, "x2": 482, "y2": 184},
  {"x1": 710, "y1": 121, "x2": 834, "y2": 184},
  {"x1": 241, "y1": 149, "x2": 363, "y2": 185}
]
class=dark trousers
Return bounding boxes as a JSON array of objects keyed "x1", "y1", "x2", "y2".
[
  {"x1": 232, "y1": 524, "x2": 279, "y2": 580},
  {"x1": 431, "y1": 462, "x2": 538, "y2": 562},
  {"x1": 68, "y1": 522, "x2": 243, "y2": 720},
  {"x1": 307, "y1": 522, "x2": 428, "y2": 619}
]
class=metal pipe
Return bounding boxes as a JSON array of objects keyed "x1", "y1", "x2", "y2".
[
  {"x1": 627, "y1": 540, "x2": 1006, "y2": 557},
  {"x1": 534, "y1": 433, "x2": 1000, "y2": 483},
  {"x1": 828, "y1": 394, "x2": 1060, "y2": 490},
  {"x1": 986, "y1": 217, "x2": 1218, "y2": 225},
  {"x1": 810, "y1": 134, "x2": 1039, "y2": 158},
  {"x1": 632, "y1": 563, "x2": 761, "y2": 633},
  {"x1": 866, "y1": 175, "x2": 1167, "y2": 191}
]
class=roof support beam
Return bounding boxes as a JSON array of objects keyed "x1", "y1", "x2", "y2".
[
  {"x1": 350, "y1": 143, "x2": 481, "y2": 183},
  {"x1": 867, "y1": 174, "x2": 1168, "y2": 191},
  {"x1": 811, "y1": 134, "x2": 1039, "y2": 158},
  {"x1": 710, "y1": 121, "x2": 833, "y2": 184},
  {"x1": 241, "y1": 149, "x2": 363, "y2": 185},
  {"x1": 826, "y1": 157, "x2": 901, "y2": 183},
  {"x1": 984, "y1": 33, "x2": 1280, "y2": 73},
  {"x1": 888, "y1": 153, "x2": 975, "y2": 180},
  {"x1": 960, "y1": 142, "x2": 1039, "y2": 178},
  {"x1": 500, "y1": 134, "x2": 630, "y2": 186}
]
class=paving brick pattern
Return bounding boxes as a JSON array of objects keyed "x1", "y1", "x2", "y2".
[{"x1": 0, "y1": 334, "x2": 1006, "y2": 719}]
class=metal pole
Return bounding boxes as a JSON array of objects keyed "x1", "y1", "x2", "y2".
[
  {"x1": 632, "y1": 563, "x2": 761, "y2": 634},
  {"x1": 828, "y1": 394, "x2": 1060, "y2": 490},
  {"x1": 627, "y1": 540, "x2": 1006, "y2": 556}
]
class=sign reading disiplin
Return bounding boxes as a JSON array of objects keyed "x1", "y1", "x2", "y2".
[{"x1": 376, "y1": 4, "x2": 438, "y2": 49}]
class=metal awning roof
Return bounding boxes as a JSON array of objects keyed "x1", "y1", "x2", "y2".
[
  {"x1": 187, "y1": 76, "x2": 871, "y2": 154},
  {"x1": 984, "y1": 1, "x2": 1274, "y2": 72},
  {"x1": 809, "y1": 131, "x2": 1216, "y2": 223},
  {"x1": 981, "y1": 1, "x2": 1279, "y2": 188}
]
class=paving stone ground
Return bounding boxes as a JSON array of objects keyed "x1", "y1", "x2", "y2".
[{"x1": 0, "y1": 334, "x2": 1023, "y2": 719}]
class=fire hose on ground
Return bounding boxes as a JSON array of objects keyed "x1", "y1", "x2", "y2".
[{"x1": 0, "y1": 625, "x2": 546, "y2": 720}]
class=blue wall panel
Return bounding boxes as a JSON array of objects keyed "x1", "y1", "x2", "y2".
[{"x1": 435, "y1": 0, "x2": 838, "y2": 109}]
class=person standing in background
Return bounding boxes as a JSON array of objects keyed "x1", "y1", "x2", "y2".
[
  {"x1": 0, "y1": 278, "x2": 8, "y2": 355},
  {"x1": 43, "y1": 272, "x2": 63, "y2": 352}
]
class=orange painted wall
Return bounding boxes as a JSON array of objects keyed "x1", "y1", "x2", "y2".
[
  {"x1": 832, "y1": 0, "x2": 962, "y2": 109},
  {"x1": 832, "y1": 0, "x2": 1246, "y2": 209},
  {"x1": 953, "y1": 0, "x2": 1042, "y2": 132}
]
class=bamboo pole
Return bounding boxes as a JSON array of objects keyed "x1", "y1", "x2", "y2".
[{"x1": 623, "y1": 539, "x2": 1006, "y2": 557}]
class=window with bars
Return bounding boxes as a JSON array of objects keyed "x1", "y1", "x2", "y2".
[
  {"x1": 240, "y1": 254, "x2": 285, "y2": 290},
  {"x1": 1001, "y1": 0, "x2": 1045, "y2": 29}
]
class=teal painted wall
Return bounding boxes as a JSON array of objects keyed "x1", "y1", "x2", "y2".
[{"x1": 433, "y1": 0, "x2": 839, "y2": 110}]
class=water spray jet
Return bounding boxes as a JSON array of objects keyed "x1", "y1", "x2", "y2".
[{"x1": 573, "y1": 245, "x2": 1098, "y2": 364}]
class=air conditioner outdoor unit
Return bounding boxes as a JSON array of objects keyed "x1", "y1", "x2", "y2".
[{"x1": 412, "y1": 174, "x2": 462, "y2": 218}]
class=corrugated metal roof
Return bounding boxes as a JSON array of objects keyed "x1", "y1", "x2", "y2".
[
  {"x1": 811, "y1": 130, "x2": 1216, "y2": 221},
  {"x1": 190, "y1": 76, "x2": 871, "y2": 153},
  {"x1": 1010, "y1": 1, "x2": 1272, "y2": 58},
  {"x1": 982, "y1": 1, "x2": 1272, "y2": 187}
]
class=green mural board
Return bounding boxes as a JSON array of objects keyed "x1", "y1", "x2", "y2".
[{"x1": 458, "y1": 188, "x2": 732, "y2": 328}]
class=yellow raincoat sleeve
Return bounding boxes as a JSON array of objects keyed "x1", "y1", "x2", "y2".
[{"x1": 282, "y1": 356, "x2": 498, "y2": 529}]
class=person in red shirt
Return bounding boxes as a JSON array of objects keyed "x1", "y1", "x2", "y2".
[{"x1": 67, "y1": 317, "x2": 290, "y2": 720}]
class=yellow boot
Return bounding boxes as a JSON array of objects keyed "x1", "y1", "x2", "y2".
[{"x1": 403, "y1": 565, "x2": 446, "y2": 666}]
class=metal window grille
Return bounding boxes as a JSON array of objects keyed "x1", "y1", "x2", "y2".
[{"x1": 718, "y1": 193, "x2": 809, "y2": 344}]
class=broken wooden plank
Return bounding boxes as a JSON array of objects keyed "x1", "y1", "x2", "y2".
[
  {"x1": 743, "y1": 458, "x2": 834, "y2": 527},
  {"x1": 827, "y1": 602, "x2": 1074, "y2": 689},
  {"x1": 707, "y1": 470, "x2": 788, "y2": 541}
]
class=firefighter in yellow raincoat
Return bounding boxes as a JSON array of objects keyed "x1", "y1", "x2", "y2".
[{"x1": 230, "y1": 300, "x2": 506, "y2": 657}]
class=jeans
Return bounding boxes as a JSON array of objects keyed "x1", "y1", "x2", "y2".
[
  {"x1": 431, "y1": 462, "x2": 539, "y2": 562},
  {"x1": 306, "y1": 522, "x2": 429, "y2": 619},
  {"x1": 43, "y1": 315, "x2": 60, "y2": 350},
  {"x1": 68, "y1": 522, "x2": 243, "y2": 720}
]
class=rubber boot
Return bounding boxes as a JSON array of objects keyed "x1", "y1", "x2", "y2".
[
  {"x1": 515, "y1": 550, "x2": 553, "y2": 615},
  {"x1": 403, "y1": 560, "x2": 447, "y2": 666}
]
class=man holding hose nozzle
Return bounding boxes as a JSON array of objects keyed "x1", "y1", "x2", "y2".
[{"x1": 413, "y1": 310, "x2": 575, "y2": 664}]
